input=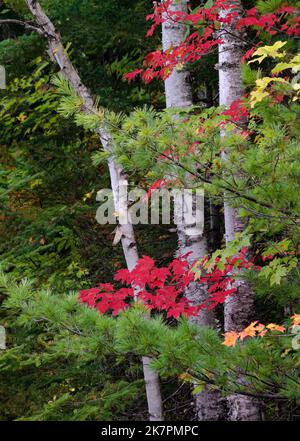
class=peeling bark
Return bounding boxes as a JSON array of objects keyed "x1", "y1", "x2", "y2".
[{"x1": 25, "y1": 0, "x2": 163, "y2": 421}]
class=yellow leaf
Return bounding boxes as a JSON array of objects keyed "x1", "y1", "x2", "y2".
[
  {"x1": 17, "y1": 113, "x2": 27, "y2": 122},
  {"x1": 176, "y1": 63, "x2": 184, "y2": 71},
  {"x1": 272, "y1": 55, "x2": 300, "y2": 74},
  {"x1": 282, "y1": 348, "x2": 292, "y2": 358},
  {"x1": 250, "y1": 77, "x2": 287, "y2": 107},
  {"x1": 83, "y1": 191, "x2": 93, "y2": 202},
  {"x1": 192, "y1": 384, "x2": 205, "y2": 395},
  {"x1": 30, "y1": 178, "x2": 42, "y2": 189},
  {"x1": 249, "y1": 41, "x2": 287, "y2": 64},
  {"x1": 250, "y1": 89, "x2": 269, "y2": 107}
]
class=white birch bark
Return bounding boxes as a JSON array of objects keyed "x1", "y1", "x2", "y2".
[
  {"x1": 217, "y1": 0, "x2": 260, "y2": 421},
  {"x1": 25, "y1": 0, "x2": 163, "y2": 421},
  {"x1": 162, "y1": 0, "x2": 210, "y2": 318},
  {"x1": 162, "y1": 0, "x2": 192, "y2": 108},
  {"x1": 162, "y1": 0, "x2": 224, "y2": 420}
]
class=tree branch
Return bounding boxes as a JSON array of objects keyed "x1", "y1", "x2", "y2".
[{"x1": 0, "y1": 18, "x2": 43, "y2": 35}]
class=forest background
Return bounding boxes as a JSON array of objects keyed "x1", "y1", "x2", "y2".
[{"x1": 0, "y1": 0, "x2": 299, "y2": 422}]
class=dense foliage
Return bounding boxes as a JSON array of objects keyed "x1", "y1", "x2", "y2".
[{"x1": 0, "y1": 0, "x2": 299, "y2": 421}]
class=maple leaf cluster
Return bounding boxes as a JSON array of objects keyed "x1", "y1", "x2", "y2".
[
  {"x1": 221, "y1": 99, "x2": 249, "y2": 123},
  {"x1": 236, "y1": 6, "x2": 300, "y2": 37},
  {"x1": 223, "y1": 321, "x2": 285, "y2": 347},
  {"x1": 124, "y1": 2, "x2": 299, "y2": 84},
  {"x1": 79, "y1": 255, "x2": 196, "y2": 319},
  {"x1": 79, "y1": 248, "x2": 260, "y2": 319},
  {"x1": 196, "y1": 247, "x2": 260, "y2": 310},
  {"x1": 223, "y1": 314, "x2": 300, "y2": 347}
]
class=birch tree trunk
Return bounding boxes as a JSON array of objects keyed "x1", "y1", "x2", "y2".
[
  {"x1": 217, "y1": 0, "x2": 260, "y2": 421},
  {"x1": 162, "y1": 0, "x2": 224, "y2": 421},
  {"x1": 25, "y1": 0, "x2": 163, "y2": 421},
  {"x1": 162, "y1": 0, "x2": 192, "y2": 108}
]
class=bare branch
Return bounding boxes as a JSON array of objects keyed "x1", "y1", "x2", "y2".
[{"x1": 0, "y1": 18, "x2": 43, "y2": 35}]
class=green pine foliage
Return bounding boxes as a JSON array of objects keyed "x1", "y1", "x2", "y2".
[
  {"x1": 0, "y1": 272, "x2": 145, "y2": 421},
  {"x1": 1, "y1": 274, "x2": 298, "y2": 420},
  {"x1": 0, "y1": 0, "x2": 299, "y2": 421}
]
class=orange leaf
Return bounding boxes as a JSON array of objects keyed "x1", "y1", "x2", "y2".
[
  {"x1": 258, "y1": 330, "x2": 268, "y2": 337},
  {"x1": 266, "y1": 323, "x2": 285, "y2": 332},
  {"x1": 255, "y1": 323, "x2": 266, "y2": 333},
  {"x1": 291, "y1": 314, "x2": 300, "y2": 327},
  {"x1": 239, "y1": 321, "x2": 259, "y2": 340},
  {"x1": 179, "y1": 372, "x2": 193, "y2": 381},
  {"x1": 223, "y1": 331, "x2": 239, "y2": 347}
]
